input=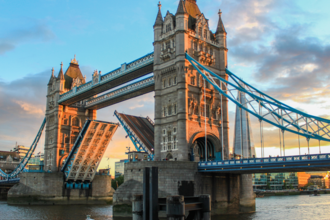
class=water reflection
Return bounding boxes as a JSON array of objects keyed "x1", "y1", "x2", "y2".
[{"x1": 2, "y1": 194, "x2": 330, "y2": 219}]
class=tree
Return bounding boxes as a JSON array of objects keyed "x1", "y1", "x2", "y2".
[
  {"x1": 266, "y1": 182, "x2": 271, "y2": 190},
  {"x1": 112, "y1": 175, "x2": 124, "y2": 190}
]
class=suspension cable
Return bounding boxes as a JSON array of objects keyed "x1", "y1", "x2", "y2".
[
  {"x1": 221, "y1": 82, "x2": 224, "y2": 161},
  {"x1": 204, "y1": 77, "x2": 207, "y2": 162}
]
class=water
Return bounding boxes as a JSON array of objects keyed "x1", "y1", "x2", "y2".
[{"x1": 1, "y1": 195, "x2": 330, "y2": 220}]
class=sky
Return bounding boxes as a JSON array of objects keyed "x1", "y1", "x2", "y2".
[{"x1": 1, "y1": 0, "x2": 330, "y2": 174}]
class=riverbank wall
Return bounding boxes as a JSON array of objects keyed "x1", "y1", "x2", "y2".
[{"x1": 7, "y1": 172, "x2": 114, "y2": 205}]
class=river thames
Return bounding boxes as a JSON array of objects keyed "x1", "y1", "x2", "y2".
[{"x1": 1, "y1": 194, "x2": 330, "y2": 219}]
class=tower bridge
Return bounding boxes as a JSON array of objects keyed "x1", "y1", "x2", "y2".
[{"x1": 2, "y1": 0, "x2": 330, "y2": 216}]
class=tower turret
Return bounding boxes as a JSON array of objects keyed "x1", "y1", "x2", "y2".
[{"x1": 216, "y1": 10, "x2": 228, "y2": 70}]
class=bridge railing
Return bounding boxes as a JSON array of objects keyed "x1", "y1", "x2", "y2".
[{"x1": 198, "y1": 153, "x2": 330, "y2": 168}]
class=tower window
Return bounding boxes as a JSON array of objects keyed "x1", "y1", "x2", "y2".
[
  {"x1": 168, "y1": 78, "x2": 172, "y2": 86},
  {"x1": 163, "y1": 107, "x2": 166, "y2": 117},
  {"x1": 166, "y1": 41, "x2": 171, "y2": 49},
  {"x1": 205, "y1": 47, "x2": 209, "y2": 54},
  {"x1": 168, "y1": 131, "x2": 172, "y2": 142},
  {"x1": 204, "y1": 30, "x2": 208, "y2": 39},
  {"x1": 163, "y1": 137, "x2": 166, "y2": 143},
  {"x1": 210, "y1": 48, "x2": 213, "y2": 56},
  {"x1": 166, "y1": 24, "x2": 172, "y2": 32},
  {"x1": 199, "y1": 27, "x2": 202, "y2": 37},
  {"x1": 173, "y1": 127, "x2": 177, "y2": 133},
  {"x1": 174, "y1": 104, "x2": 177, "y2": 114},
  {"x1": 163, "y1": 129, "x2": 166, "y2": 135},
  {"x1": 163, "y1": 80, "x2": 166, "y2": 88},
  {"x1": 72, "y1": 117, "x2": 79, "y2": 127},
  {"x1": 194, "y1": 42, "x2": 198, "y2": 50},
  {"x1": 173, "y1": 136, "x2": 177, "y2": 149},
  {"x1": 168, "y1": 105, "x2": 172, "y2": 116},
  {"x1": 206, "y1": 104, "x2": 210, "y2": 118},
  {"x1": 174, "y1": 76, "x2": 177, "y2": 84},
  {"x1": 191, "y1": 77, "x2": 195, "y2": 86}
]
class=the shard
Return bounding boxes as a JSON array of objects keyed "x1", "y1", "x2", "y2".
[{"x1": 233, "y1": 89, "x2": 256, "y2": 159}]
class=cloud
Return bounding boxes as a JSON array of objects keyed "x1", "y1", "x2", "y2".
[
  {"x1": 0, "y1": 70, "x2": 49, "y2": 151},
  {"x1": 0, "y1": 23, "x2": 55, "y2": 55}
]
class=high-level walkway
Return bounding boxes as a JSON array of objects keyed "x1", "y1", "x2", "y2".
[{"x1": 58, "y1": 53, "x2": 154, "y2": 106}]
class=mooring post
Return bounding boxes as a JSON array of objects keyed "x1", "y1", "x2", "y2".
[
  {"x1": 133, "y1": 194, "x2": 143, "y2": 220},
  {"x1": 143, "y1": 167, "x2": 150, "y2": 220},
  {"x1": 150, "y1": 167, "x2": 159, "y2": 220},
  {"x1": 166, "y1": 195, "x2": 185, "y2": 220},
  {"x1": 199, "y1": 195, "x2": 211, "y2": 220}
]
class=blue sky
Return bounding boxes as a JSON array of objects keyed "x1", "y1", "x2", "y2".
[{"x1": 1, "y1": 0, "x2": 330, "y2": 169}]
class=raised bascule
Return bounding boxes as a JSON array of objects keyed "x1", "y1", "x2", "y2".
[{"x1": 3, "y1": 0, "x2": 330, "y2": 216}]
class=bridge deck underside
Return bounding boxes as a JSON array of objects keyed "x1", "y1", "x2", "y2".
[
  {"x1": 63, "y1": 120, "x2": 118, "y2": 182},
  {"x1": 118, "y1": 113, "x2": 154, "y2": 152},
  {"x1": 59, "y1": 64, "x2": 153, "y2": 105},
  {"x1": 86, "y1": 84, "x2": 154, "y2": 110}
]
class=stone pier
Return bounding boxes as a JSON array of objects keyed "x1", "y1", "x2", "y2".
[
  {"x1": 113, "y1": 161, "x2": 255, "y2": 217},
  {"x1": 8, "y1": 172, "x2": 114, "y2": 205}
]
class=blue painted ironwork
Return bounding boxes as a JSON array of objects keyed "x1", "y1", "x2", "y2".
[
  {"x1": 61, "y1": 120, "x2": 90, "y2": 177},
  {"x1": 185, "y1": 53, "x2": 330, "y2": 142},
  {"x1": 114, "y1": 111, "x2": 154, "y2": 160},
  {"x1": 85, "y1": 76, "x2": 154, "y2": 108},
  {"x1": 0, "y1": 118, "x2": 46, "y2": 179},
  {"x1": 0, "y1": 178, "x2": 20, "y2": 185},
  {"x1": 198, "y1": 153, "x2": 330, "y2": 173},
  {"x1": 61, "y1": 120, "x2": 118, "y2": 183},
  {"x1": 58, "y1": 52, "x2": 154, "y2": 103}
]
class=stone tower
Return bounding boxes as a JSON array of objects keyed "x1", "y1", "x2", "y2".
[
  {"x1": 153, "y1": 0, "x2": 230, "y2": 161},
  {"x1": 44, "y1": 57, "x2": 96, "y2": 172}
]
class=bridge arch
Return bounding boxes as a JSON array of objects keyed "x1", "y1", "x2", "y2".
[{"x1": 189, "y1": 132, "x2": 221, "y2": 161}]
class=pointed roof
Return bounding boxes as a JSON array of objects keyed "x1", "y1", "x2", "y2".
[
  {"x1": 185, "y1": 0, "x2": 201, "y2": 18},
  {"x1": 57, "y1": 62, "x2": 64, "y2": 80},
  {"x1": 64, "y1": 56, "x2": 85, "y2": 90},
  {"x1": 48, "y1": 68, "x2": 55, "y2": 85},
  {"x1": 176, "y1": 0, "x2": 187, "y2": 15},
  {"x1": 154, "y1": 1, "x2": 163, "y2": 27},
  {"x1": 216, "y1": 9, "x2": 226, "y2": 34}
]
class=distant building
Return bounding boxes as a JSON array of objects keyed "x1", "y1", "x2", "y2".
[
  {"x1": 253, "y1": 172, "x2": 298, "y2": 190},
  {"x1": 298, "y1": 172, "x2": 329, "y2": 188},
  {"x1": 12, "y1": 144, "x2": 32, "y2": 159},
  {"x1": 115, "y1": 159, "x2": 127, "y2": 179},
  {"x1": 0, "y1": 151, "x2": 21, "y2": 180}
]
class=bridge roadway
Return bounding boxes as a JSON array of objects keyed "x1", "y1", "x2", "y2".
[
  {"x1": 58, "y1": 53, "x2": 154, "y2": 106},
  {"x1": 198, "y1": 153, "x2": 330, "y2": 174}
]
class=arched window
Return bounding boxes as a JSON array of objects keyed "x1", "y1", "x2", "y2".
[{"x1": 72, "y1": 117, "x2": 79, "y2": 127}]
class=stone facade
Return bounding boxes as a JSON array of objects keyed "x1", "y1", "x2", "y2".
[
  {"x1": 153, "y1": 0, "x2": 230, "y2": 162},
  {"x1": 45, "y1": 61, "x2": 96, "y2": 172}
]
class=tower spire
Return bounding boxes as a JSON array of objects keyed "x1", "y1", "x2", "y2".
[
  {"x1": 154, "y1": 1, "x2": 163, "y2": 27},
  {"x1": 216, "y1": 9, "x2": 226, "y2": 34},
  {"x1": 58, "y1": 62, "x2": 64, "y2": 80},
  {"x1": 48, "y1": 68, "x2": 55, "y2": 85},
  {"x1": 176, "y1": 0, "x2": 187, "y2": 15}
]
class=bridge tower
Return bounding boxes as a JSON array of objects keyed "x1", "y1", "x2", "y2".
[
  {"x1": 44, "y1": 57, "x2": 97, "y2": 172},
  {"x1": 153, "y1": 0, "x2": 229, "y2": 161}
]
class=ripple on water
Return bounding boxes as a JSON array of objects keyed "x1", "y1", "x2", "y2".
[{"x1": 1, "y1": 195, "x2": 330, "y2": 220}]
